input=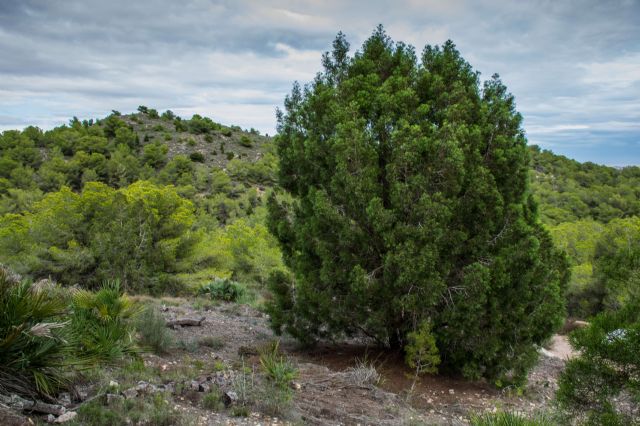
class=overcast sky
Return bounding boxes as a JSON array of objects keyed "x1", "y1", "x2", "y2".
[{"x1": 1, "y1": 0, "x2": 639, "y2": 165}]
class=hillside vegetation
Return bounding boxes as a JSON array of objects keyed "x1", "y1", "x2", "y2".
[
  {"x1": 1, "y1": 105, "x2": 639, "y2": 424},
  {"x1": 530, "y1": 146, "x2": 640, "y2": 317},
  {"x1": 0, "y1": 108, "x2": 283, "y2": 295}
]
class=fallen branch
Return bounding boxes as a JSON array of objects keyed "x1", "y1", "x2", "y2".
[
  {"x1": 0, "y1": 394, "x2": 66, "y2": 416},
  {"x1": 166, "y1": 317, "x2": 205, "y2": 327}
]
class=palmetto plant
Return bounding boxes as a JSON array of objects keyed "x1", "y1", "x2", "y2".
[
  {"x1": 70, "y1": 280, "x2": 141, "y2": 363},
  {"x1": 0, "y1": 267, "x2": 72, "y2": 397}
]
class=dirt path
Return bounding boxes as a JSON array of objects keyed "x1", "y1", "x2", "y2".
[{"x1": 542, "y1": 335, "x2": 575, "y2": 360}]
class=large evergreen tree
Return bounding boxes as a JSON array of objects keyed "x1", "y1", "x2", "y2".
[{"x1": 267, "y1": 27, "x2": 569, "y2": 383}]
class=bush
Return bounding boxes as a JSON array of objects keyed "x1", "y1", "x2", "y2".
[
  {"x1": 267, "y1": 27, "x2": 568, "y2": 384},
  {"x1": 556, "y1": 297, "x2": 640, "y2": 424},
  {"x1": 470, "y1": 411, "x2": 555, "y2": 426},
  {"x1": 69, "y1": 280, "x2": 140, "y2": 363},
  {"x1": 239, "y1": 135, "x2": 253, "y2": 147},
  {"x1": 198, "y1": 278, "x2": 245, "y2": 302},
  {"x1": 258, "y1": 341, "x2": 298, "y2": 417},
  {"x1": 135, "y1": 306, "x2": 173, "y2": 354},
  {"x1": 0, "y1": 181, "x2": 198, "y2": 294},
  {"x1": 199, "y1": 336, "x2": 224, "y2": 350},
  {"x1": 0, "y1": 267, "x2": 72, "y2": 396},
  {"x1": 201, "y1": 389, "x2": 225, "y2": 411},
  {"x1": 189, "y1": 152, "x2": 205, "y2": 163}
]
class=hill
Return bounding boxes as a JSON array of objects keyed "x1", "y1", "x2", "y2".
[
  {"x1": 529, "y1": 145, "x2": 640, "y2": 226},
  {"x1": 0, "y1": 107, "x2": 282, "y2": 294},
  {"x1": 1, "y1": 109, "x2": 638, "y2": 311}
]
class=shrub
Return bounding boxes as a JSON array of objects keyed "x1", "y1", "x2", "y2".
[
  {"x1": 239, "y1": 135, "x2": 253, "y2": 148},
  {"x1": 205, "y1": 134, "x2": 214, "y2": 143},
  {"x1": 176, "y1": 337, "x2": 199, "y2": 353},
  {"x1": 226, "y1": 152, "x2": 234, "y2": 160},
  {"x1": 267, "y1": 27, "x2": 568, "y2": 384},
  {"x1": 189, "y1": 152, "x2": 205, "y2": 163},
  {"x1": 201, "y1": 389, "x2": 225, "y2": 411},
  {"x1": 197, "y1": 278, "x2": 245, "y2": 302},
  {"x1": 187, "y1": 138, "x2": 197, "y2": 147},
  {"x1": 0, "y1": 267, "x2": 72, "y2": 396},
  {"x1": 199, "y1": 336, "x2": 224, "y2": 350},
  {"x1": 135, "y1": 306, "x2": 173, "y2": 354},
  {"x1": 258, "y1": 340, "x2": 298, "y2": 416},
  {"x1": 470, "y1": 411, "x2": 555, "y2": 426},
  {"x1": 556, "y1": 297, "x2": 640, "y2": 424},
  {"x1": 70, "y1": 280, "x2": 140, "y2": 363}
]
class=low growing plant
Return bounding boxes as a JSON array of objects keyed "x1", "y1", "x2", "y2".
[
  {"x1": 198, "y1": 278, "x2": 245, "y2": 302},
  {"x1": 0, "y1": 267, "x2": 72, "y2": 397},
  {"x1": 135, "y1": 305, "x2": 173, "y2": 354},
  {"x1": 70, "y1": 280, "x2": 140, "y2": 363}
]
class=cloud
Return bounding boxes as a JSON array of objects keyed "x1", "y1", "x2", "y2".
[{"x1": 0, "y1": 0, "x2": 639, "y2": 165}]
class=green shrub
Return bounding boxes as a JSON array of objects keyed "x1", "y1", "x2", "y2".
[
  {"x1": 189, "y1": 152, "x2": 205, "y2": 163},
  {"x1": 267, "y1": 28, "x2": 568, "y2": 384},
  {"x1": 199, "y1": 336, "x2": 224, "y2": 350},
  {"x1": 556, "y1": 297, "x2": 640, "y2": 424},
  {"x1": 226, "y1": 152, "x2": 234, "y2": 160},
  {"x1": 258, "y1": 341, "x2": 298, "y2": 417},
  {"x1": 75, "y1": 391, "x2": 186, "y2": 426},
  {"x1": 470, "y1": 411, "x2": 555, "y2": 426},
  {"x1": 239, "y1": 135, "x2": 253, "y2": 148},
  {"x1": 198, "y1": 278, "x2": 245, "y2": 302},
  {"x1": 0, "y1": 267, "x2": 72, "y2": 396},
  {"x1": 187, "y1": 138, "x2": 197, "y2": 147},
  {"x1": 201, "y1": 389, "x2": 224, "y2": 411},
  {"x1": 135, "y1": 306, "x2": 173, "y2": 354},
  {"x1": 176, "y1": 337, "x2": 199, "y2": 353},
  {"x1": 204, "y1": 134, "x2": 213, "y2": 143},
  {"x1": 70, "y1": 280, "x2": 140, "y2": 363}
]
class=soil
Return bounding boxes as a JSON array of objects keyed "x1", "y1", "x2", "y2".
[{"x1": 146, "y1": 299, "x2": 573, "y2": 425}]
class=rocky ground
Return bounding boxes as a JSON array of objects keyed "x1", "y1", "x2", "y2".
[
  {"x1": 149, "y1": 298, "x2": 572, "y2": 425},
  {"x1": 3, "y1": 298, "x2": 573, "y2": 425}
]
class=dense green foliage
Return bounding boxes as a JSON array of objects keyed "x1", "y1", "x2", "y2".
[
  {"x1": 0, "y1": 268, "x2": 72, "y2": 396},
  {"x1": 70, "y1": 281, "x2": 140, "y2": 362},
  {"x1": 548, "y1": 215, "x2": 640, "y2": 317},
  {"x1": 0, "y1": 181, "x2": 197, "y2": 293},
  {"x1": 0, "y1": 268, "x2": 140, "y2": 398},
  {"x1": 557, "y1": 298, "x2": 640, "y2": 424},
  {"x1": 198, "y1": 278, "x2": 246, "y2": 302},
  {"x1": 530, "y1": 146, "x2": 640, "y2": 225},
  {"x1": 0, "y1": 109, "x2": 283, "y2": 294},
  {"x1": 267, "y1": 28, "x2": 568, "y2": 383}
]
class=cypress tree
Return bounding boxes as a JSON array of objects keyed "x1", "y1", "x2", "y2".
[{"x1": 267, "y1": 26, "x2": 569, "y2": 384}]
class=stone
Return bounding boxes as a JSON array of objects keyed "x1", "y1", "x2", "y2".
[
  {"x1": 222, "y1": 391, "x2": 238, "y2": 406},
  {"x1": 106, "y1": 394, "x2": 124, "y2": 405},
  {"x1": 108, "y1": 380, "x2": 119, "y2": 387},
  {"x1": 54, "y1": 412, "x2": 77, "y2": 423},
  {"x1": 122, "y1": 388, "x2": 138, "y2": 399},
  {"x1": 58, "y1": 393, "x2": 71, "y2": 406}
]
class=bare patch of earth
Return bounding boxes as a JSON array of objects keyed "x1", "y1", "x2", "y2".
[{"x1": 145, "y1": 299, "x2": 570, "y2": 425}]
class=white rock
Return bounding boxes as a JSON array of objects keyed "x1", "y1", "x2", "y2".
[{"x1": 54, "y1": 412, "x2": 77, "y2": 423}]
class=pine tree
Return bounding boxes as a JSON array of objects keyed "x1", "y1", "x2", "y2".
[{"x1": 267, "y1": 26, "x2": 569, "y2": 384}]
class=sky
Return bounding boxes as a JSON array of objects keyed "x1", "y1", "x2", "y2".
[{"x1": 0, "y1": 0, "x2": 639, "y2": 166}]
